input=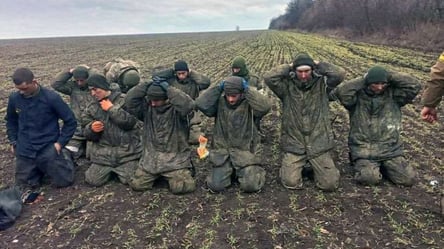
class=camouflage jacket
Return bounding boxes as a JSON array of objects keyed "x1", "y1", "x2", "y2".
[
  {"x1": 125, "y1": 83, "x2": 194, "y2": 174},
  {"x1": 51, "y1": 69, "x2": 97, "y2": 124},
  {"x1": 332, "y1": 71, "x2": 420, "y2": 161},
  {"x1": 82, "y1": 91, "x2": 142, "y2": 167},
  {"x1": 264, "y1": 62, "x2": 345, "y2": 158},
  {"x1": 104, "y1": 58, "x2": 139, "y2": 91},
  {"x1": 195, "y1": 86, "x2": 272, "y2": 167},
  {"x1": 422, "y1": 51, "x2": 444, "y2": 108},
  {"x1": 153, "y1": 69, "x2": 210, "y2": 99}
]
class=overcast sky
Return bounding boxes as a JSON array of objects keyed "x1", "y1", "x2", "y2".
[{"x1": 0, "y1": 0, "x2": 288, "y2": 39}]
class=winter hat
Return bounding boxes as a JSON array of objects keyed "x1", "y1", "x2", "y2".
[
  {"x1": 87, "y1": 74, "x2": 110, "y2": 90},
  {"x1": 364, "y1": 66, "x2": 388, "y2": 85},
  {"x1": 174, "y1": 60, "x2": 189, "y2": 72},
  {"x1": 146, "y1": 83, "x2": 168, "y2": 100},
  {"x1": 231, "y1": 56, "x2": 249, "y2": 77},
  {"x1": 224, "y1": 76, "x2": 244, "y2": 95},
  {"x1": 12, "y1": 67, "x2": 34, "y2": 84},
  {"x1": 72, "y1": 66, "x2": 89, "y2": 80},
  {"x1": 121, "y1": 69, "x2": 140, "y2": 89},
  {"x1": 292, "y1": 52, "x2": 315, "y2": 69}
]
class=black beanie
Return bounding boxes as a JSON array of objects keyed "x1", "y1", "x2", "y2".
[
  {"x1": 364, "y1": 66, "x2": 388, "y2": 85},
  {"x1": 292, "y1": 52, "x2": 315, "y2": 69},
  {"x1": 146, "y1": 83, "x2": 168, "y2": 100},
  {"x1": 174, "y1": 60, "x2": 189, "y2": 72},
  {"x1": 224, "y1": 76, "x2": 244, "y2": 95},
  {"x1": 87, "y1": 74, "x2": 110, "y2": 90},
  {"x1": 12, "y1": 68, "x2": 34, "y2": 84},
  {"x1": 72, "y1": 66, "x2": 89, "y2": 80}
]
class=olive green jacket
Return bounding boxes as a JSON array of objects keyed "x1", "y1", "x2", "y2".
[
  {"x1": 196, "y1": 86, "x2": 271, "y2": 167},
  {"x1": 82, "y1": 91, "x2": 143, "y2": 167},
  {"x1": 332, "y1": 71, "x2": 420, "y2": 161},
  {"x1": 125, "y1": 82, "x2": 194, "y2": 174},
  {"x1": 264, "y1": 62, "x2": 345, "y2": 158}
]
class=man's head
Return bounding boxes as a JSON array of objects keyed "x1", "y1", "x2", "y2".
[
  {"x1": 12, "y1": 67, "x2": 39, "y2": 96},
  {"x1": 231, "y1": 56, "x2": 248, "y2": 77},
  {"x1": 365, "y1": 65, "x2": 389, "y2": 94},
  {"x1": 146, "y1": 83, "x2": 168, "y2": 107},
  {"x1": 223, "y1": 76, "x2": 244, "y2": 106},
  {"x1": 292, "y1": 52, "x2": 315, "y2": 82},
  {"x1": 87, "y1": 74, "x2": 111, "y2": 101},
  {"x1": 174, "y1": 60, "x2": 189, "y2": 81},
  {"x1": 121, "y1": 69, "x2": 140, "y2": 91},
  {"x1": 72, "y1": 65, "x2": 89, "y2": 86}
]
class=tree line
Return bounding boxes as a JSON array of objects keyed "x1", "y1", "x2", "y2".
[{"x1": 269, "y1": 0, "x2": 444, "y2": 51}]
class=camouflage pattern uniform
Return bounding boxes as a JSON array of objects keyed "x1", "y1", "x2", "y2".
[
  {"x1": 82, "y1": 91, "x2": 142, "y2": 186},
  {"x1": 332, "y1": 69, "x2": 420, "y2": 186},
  {"x1": 195, "y1": 80, "x2": 272, "y2": 192},
  {"x1": 264, "y1": 62, "x2": 345, "y2": 191},
  {"x1": 153, "y1": 68, "x2": 211, "y2": 144},
  {"x1": 125, "y1": 82, "x2": 196, "y2": 194},
  {"x1": 104, "y1": 58, "x2": 140, "y2": 93},
  {"x1": 52, "y1": 67, "x2": 98, "y2": 159}
]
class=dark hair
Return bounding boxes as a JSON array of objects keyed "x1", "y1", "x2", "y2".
[{"x1": 12, "y1": 68, "x2": 34, "y2": 85}]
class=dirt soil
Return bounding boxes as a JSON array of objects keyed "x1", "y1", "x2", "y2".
[{"x1": 0, "y1": 31, "x2": 443, "y2": 249}]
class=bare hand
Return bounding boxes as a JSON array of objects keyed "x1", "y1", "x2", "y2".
[
  {"x1": 54, "y1": 142, "x2": 62, "y2": 154},
  {"x1": 421, "y1": 106, "x2": 438, "y2": 123}
]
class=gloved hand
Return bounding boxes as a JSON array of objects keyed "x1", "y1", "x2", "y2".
[
  {"x1": 241, "y1": 79, "x2": 249, "y2": 91},
  {"x1": 289, "y1": 71, "x2": 296, "y2": 79},
  {"x1": 158, "y1": 81, "x2": 169, "y2": 92},
  {"x1": 91, "y1": 121, "x2": 104, "y2": 133},
  {"x1": 219, "y1": 81, "x2": 225, "y2": 91},
  {"x1": 100, "y1": 99, "x2": 113, "y2": 111},
  {"x1": 152, "y1": 75, "x2": 167, "y2": 83}
]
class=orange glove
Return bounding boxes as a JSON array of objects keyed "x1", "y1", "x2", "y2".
[
  {"x1": 91, "y1": 121, "x2": 104, "y2": 133},
  {"x1": 196, "y1": 135, "x2": 209, "y2": 159},
  {"x1": 100, "y1": 99, "x2": 113, "y2": 111}
]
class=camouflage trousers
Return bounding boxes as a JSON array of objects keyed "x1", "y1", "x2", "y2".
[
  {"x1": 206, "y1": 159, "x2": 266, "y2": 193},
  {"x1": 85, "y1": 160, "x2": 138, "y2": 187},
  {"x1": 280, "y1": 151, "x2": 339, "y2": 191},
  {"x1": 353, "y1": 156, "x2": 415, "y2": 186},
  {"x1": 129, "y1": 168, "x2": 196, "y2": 194}
]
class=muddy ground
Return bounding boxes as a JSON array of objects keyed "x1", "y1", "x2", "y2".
[{"x1": 0, "y1": 31, "x2": 443, "y2": 249}]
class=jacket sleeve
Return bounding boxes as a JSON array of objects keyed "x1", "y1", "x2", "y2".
[
  {"x1": 189, "y1": 70, "x2": 211, "y2": 91},
  {"x1": 422, "y1": 53, "x2": 444, "y2": 107},
  {"x1": 263, "y1": 64, "x2": 290, "y2": 99},
  {"x1": 167, "y1": 86, "x2": 194, "y2": 117},
  {"x1": 108, "y1": 98, "x2": 139, "y2": 131},
  {"x1": 50, "y1": 93, "x2": 77, "y2": 147},
  {"x1": 51, "y1": 71, "x2": 75, "y2": 95},
  {"x1": 245, "y1": 87, "x2": 272, "y2": 118},
  {"x1": 331, "y1": 77, "x2": 365, "y2": 111},
  {"x1": 5, "y1": 94, "x2": 18, "y2": 145},
  {"x1": 389, "y1": 71, "x2": 421, "y2": 107},
  {"x1": 81, "y1": 103, "x2": 102, "y2": 142},
  {"x1": 125, "y1": 81, "x2": 150, "y2": 121},
  {"x1": 316, "y1": 62, "x2": 346, "y2": 89},
  {"x1": 195, "y1": 85, "x2": 222, "y2": 117}
]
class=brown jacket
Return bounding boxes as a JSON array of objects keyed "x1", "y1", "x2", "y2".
[{"x1": 422, "y1": 52, "x2": 444, "y2": 107}]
